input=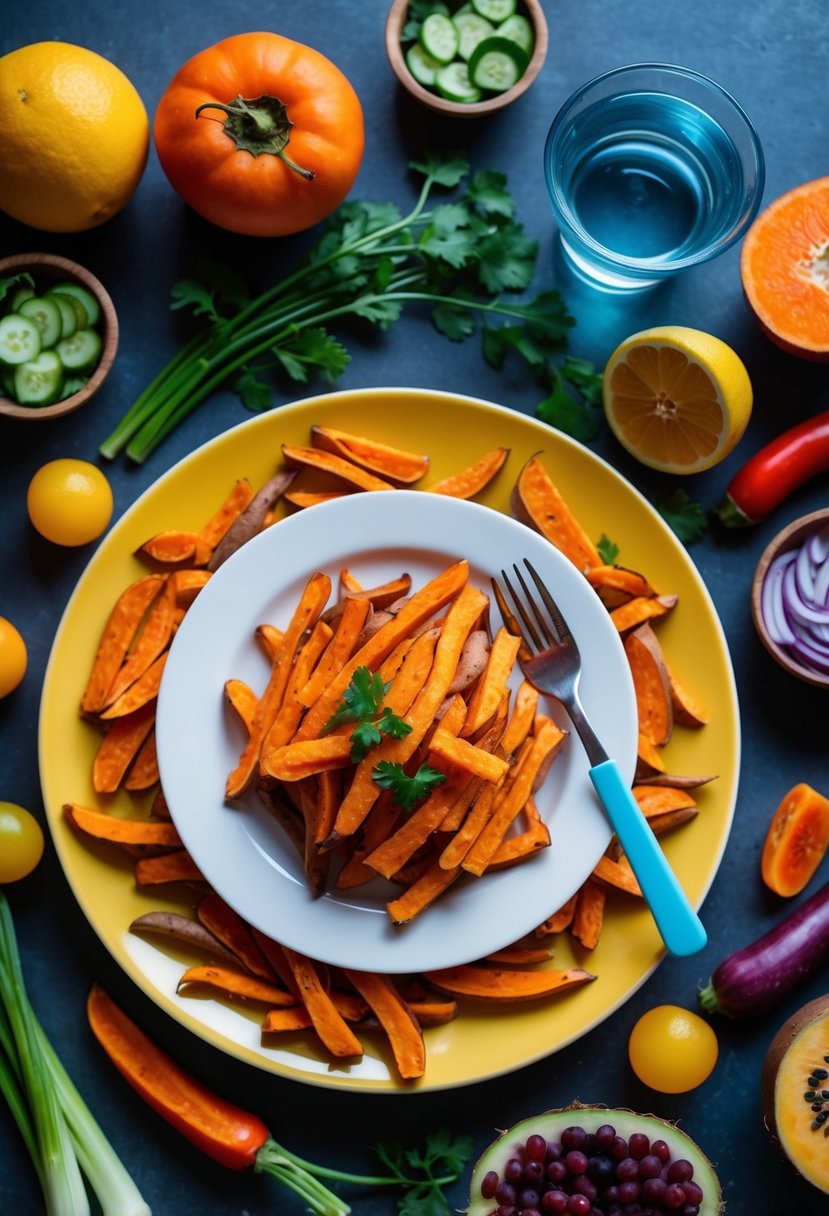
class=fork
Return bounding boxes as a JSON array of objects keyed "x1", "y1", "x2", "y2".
[{"x1": 494, "y1": 559, "x2": 707, "y2": 958}]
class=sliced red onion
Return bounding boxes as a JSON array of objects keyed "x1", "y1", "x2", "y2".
[
  {"x1": 760, "y1": 523, "x2": 829, "y2": 677},
  {"x1": 808, "y1": 523, "x2": 829, "y2": 566}
]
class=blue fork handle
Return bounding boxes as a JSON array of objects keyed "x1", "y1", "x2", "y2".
[{"x1": 589, "y1": 759, "x2": 708, "y2": 957}]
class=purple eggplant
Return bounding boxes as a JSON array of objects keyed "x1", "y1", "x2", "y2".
[{"x1": 698, "y1": 881, "x2": 829, "y2": 1017}]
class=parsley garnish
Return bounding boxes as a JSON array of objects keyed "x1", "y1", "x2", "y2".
[
  {"x1": 372, "y1": 761, "x2": 447, "y2": 810},
  {"x1": 536, "y1": 356, "x2": 605, "y2": 442},
  {"x1": 597, "y1": 533, "x2": 620, "y2": 564},
  {"x1": 655, "y1": 489, "x2": 709, "y2": 545},
  {"x1": 322, "y1": 666, "x2": 412, "y2": 762},
  {"x1": 373, "y1": 1128, "x2": 474, "y2": 1215}
]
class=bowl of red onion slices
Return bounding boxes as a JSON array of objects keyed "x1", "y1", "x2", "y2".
[{"x1": 752, "y1": 507, "x2": 829, "y2": 689}]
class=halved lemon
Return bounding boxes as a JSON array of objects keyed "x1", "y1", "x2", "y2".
[{"x1": 603, "y1": 326, "x2": 753, "y2": 474}]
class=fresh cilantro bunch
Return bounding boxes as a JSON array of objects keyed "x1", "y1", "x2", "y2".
[{"x1": 99, "y1": 154, "x2": 600, "y2": 463}]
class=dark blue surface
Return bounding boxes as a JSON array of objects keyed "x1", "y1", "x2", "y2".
[{"x1": 2, "y1": 3, "x2": 829, "y2": 1213}]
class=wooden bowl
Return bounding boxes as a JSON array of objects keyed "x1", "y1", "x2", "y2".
[
  {"x1": 0, "y1": 253, "x2": 118, "y2": 421},
  {"x1": 385, "y1": 0, "x2": 549, "y2": 117},
  {"x1": 751, "y1": 507, "x2": 829, "y2": 690}
]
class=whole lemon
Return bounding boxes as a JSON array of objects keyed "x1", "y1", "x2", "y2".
[{"x1": 0, "y1": 42, "x2": 149, "y2": 232}]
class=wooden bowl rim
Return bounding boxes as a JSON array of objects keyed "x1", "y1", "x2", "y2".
[
  {"x1": 750, "y1": 506, "x2": 829, "y2": 689},
  {"x1": 0, "y1": 252, "x2": 119, "y2": 421},
  {"x1": 385, "y1": 0, "x2": 549, "y2": 117}
]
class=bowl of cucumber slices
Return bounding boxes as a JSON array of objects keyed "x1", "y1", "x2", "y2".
[
  {"x1": 0, "y1": 253, "x2": 118, "y2": 420},
  {"x1": 386, "y1": 0, "x2": 548, "y2": 116}
]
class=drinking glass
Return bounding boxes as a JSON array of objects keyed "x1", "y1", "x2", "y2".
[{"x1": 543, "y1": 63, "x2": 765, "y2": 291}]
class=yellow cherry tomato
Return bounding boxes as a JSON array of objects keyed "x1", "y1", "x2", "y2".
[
  {"x1": 27, "y1": 459, "x2": 113, "y2": 546},
  {"x1": 628, "y1": 1004, "x2": 719, "y2": 1093},
  {"x1": 0, "y1": 617, "x2": 27, "y2": 697},
  {"x1": 0, "y1": 802, "x2": 45, "y2": 882}
]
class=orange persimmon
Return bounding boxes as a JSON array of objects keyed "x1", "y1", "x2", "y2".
[{"x1": 761, "y1": 783, "x2": 829, "y2": 897}]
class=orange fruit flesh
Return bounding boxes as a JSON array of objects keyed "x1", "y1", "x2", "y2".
[
  {"x1": 741, "y1": 176, "x2": 829, "y2": 359},
  {"x1": 607, "y1": 346, "x2": 724, "y2": 468}
]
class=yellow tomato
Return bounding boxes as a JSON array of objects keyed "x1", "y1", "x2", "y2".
[
  {"x1": 628, "y1": 1004, "x2": 719, "y2": 1093},
  {"x1": 0, "y1": 617, "x2": 27, "y2": 697},
  {"x1": 0, "y1": 802, "x2": 44, "y2": 882},
  {"x1": 27, "y1": 459, "x2": 113, "y2": 546}
]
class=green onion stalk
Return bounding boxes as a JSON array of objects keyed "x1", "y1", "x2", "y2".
[{"x1": 0, "y1": 892, "x2": 150, "y2": 1216}]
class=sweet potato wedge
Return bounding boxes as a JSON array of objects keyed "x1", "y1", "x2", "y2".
[
  {"x1": 421, "y1": 963, "x2": 596, "y2": 1002},
  {"x1": 342, "y1": 969, "x2": 426, "y2": 1079},
  {"x1": 177, "y1": 964, "x2": 293, "y2": 1007},
  {"x1": 196, "y1": 893, "x2": 276, "y2": 980},
  {"x1": 386, "y1": 861, "x2": 462, "y2": 925},
  {"x1": 428, "y1": 446, "x2": 509, "y2": 499},
  {"x1": 278, "y1": 945, "x2": 364, "y2": 1058},
  {"x1": 137, "y1": 531, "x2": 201, "y2": 566},
  {"x1": 281, "y1": 443, "x2": 395, "y2": 491},
  {"x1": 99, "y1": 652, "x2": 168, "y2": 721},
  {"x1": 197, "y1": 479, "x2": 255, "y2": 554},
  {"x1": 610, "y1": 594, "x2": 677, "y2": 635},
  {"x1": 129, "y1": 911, "x2": 238, "y2": 963},
  {"x1": 123, "y1": 729, "x2": 160, "y2": 791},
  {"x1": 461, "y1": 626, "x2": 521, "y2": 737},
  {"x1": 134, "y1": 849, "x2": 205, "y2": 886},
  {"x1": 624, "y1": 623, "x2": 673, "y2": 747},
  {"x1": 511, "y1": 454, "x2": 602, "y2": 572},
  {"x1": 65, "y1": 803, "x2": 181, "y2": 847},
  {"x1": 570, "y1": 879, "x2": 607, "y2": 951},
  {"x1": 92, "y1": 702, "x2": 157, "y2": 794},
  {"x1": 81, "y1": 575, "x2": 166, "y2": 715},
  {"x1": 207, "y1": 472, "x2": 296, "y2": 571},
  {"x1": 310, "y1": 425, "x2": 429, "y2": 485},
  {"x1": 283, "y1": 490, "x2": 352, "y2": 509},
  {"x1": 667, "y1": 667, "x2": 709, "y2": 727},
  {"x1": 102, "y1": 578, "x2": 176, "y2": 709}
]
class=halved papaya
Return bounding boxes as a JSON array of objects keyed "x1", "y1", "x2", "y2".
[
  {"x1": 761, "y1": 783, "x2": 829, "y2": 898},
  {"x1": 762, "y1": 995, "x2": 829, "y2": 1195},
  {"x1": 741, "y1": 177, "x2": 829, "y2": 362}
]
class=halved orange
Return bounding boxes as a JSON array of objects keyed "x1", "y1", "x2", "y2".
[
  {"x1": 603, "y1": 326, "x2": 753, "y2": 475},
  {"x1": 741, "y1": 176, "x2": 829, "y2": 362}
]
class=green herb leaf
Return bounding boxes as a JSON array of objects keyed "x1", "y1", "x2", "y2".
[
  {"x1": 349, "y1": 720, "x2": 383, "y2": 763},
  {"x1": 476, "y1": 224, "x2": 538, "y2": 293},
  {"x1": 372, "y1": 761, "x2": 447, "y2": 810},
  {"x1": 597, "y1": 533, "x2": 620, "y2": 564},
  {"x1": 169, "y1": 278, "x2": 221, "y2": 320},
  {"x1": 431, "y1": 299, "x2": 476, "y2": 341},
  {"x1": 274, "y1": 327, "x2": 350, "y2": 383},
  {"x1": 466, "y1": 169, "x2": 515, "y2": 219},
  {"x1": 537, "y1": 369, "x2": 604, "y2": 442},
  {"x1": 410, "y1": 154, "x2": 469, "y2": 189},
  {"x1": 482, "y1": 323, "x2": 548, "y2": 371},
  {"x1": 0, "y1": 271, "x2": 34, "y2": 304},
  {"x1": 352, "y1": 296, "x2": 404, "y2": 328},
  {"x1": 234, "y1": 370, "x2": 274, "y2": 412},
  {"x1": 322, "y1": 667, "x2": 388, "y2": 734},
  {"x1": 655, "y1": 489, "x2": 709, "y2": 545},
  {"x1": 377, "y1": 706, "x2": 413, "y2": 741},
  {"x1": 561, "y1": 355, "x2": 604, "y2": 405}
]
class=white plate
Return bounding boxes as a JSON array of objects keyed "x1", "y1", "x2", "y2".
[{"x1": 156, "y1": 491, "x2": 637, "y2": 973}]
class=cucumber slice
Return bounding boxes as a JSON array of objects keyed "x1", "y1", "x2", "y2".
[
  {"x1": 419, "y1": 12, "x2": 459, "y2": 65},
  {"x1": 452, "y1": 11, "x2": 495, "y2": 60},
  {"x1": 47, "y1": 292, "x2": 79, "y2": 340},
  {"x1": 8, "y1": 284, "x2": 36, "y2": 312},
  {"x1": 497, "y1": 13, "x2": 534, "y2": 54},
  {"x1": 471, "y1": 0, "x2": 517, "y2": 20},
  {"x1": 406, "y1": 42, "x2": 442, "y2": 87},
  {"x1": 0, "y1": 313, "x2": 42, "y2": 365},
  {"x1": 17, "y1": 295, "x2": 63, "y2": 349},
  {"x1": 56, "y1": 327, "x2": 103, "y2": 373},
  {"x1": 435, "y1": 61, "x2": 482, "y2": 103},
  {"x1": 469, "y1": 34, "x2": 528, "y2": 92},
  {"x1": 13, "y1": 350, "x2": 64, "y2": 406},
  {"x1": 45, "y1": 281, "x2": 101, "y2": 327}
]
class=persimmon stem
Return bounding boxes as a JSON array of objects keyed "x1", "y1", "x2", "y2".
[{"x1": 194, "y1": 94, "x2": 315, "y2": 179}]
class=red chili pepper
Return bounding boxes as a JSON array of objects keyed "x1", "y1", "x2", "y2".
[
  {"x1": 718, "y1": 409, "x2": 829, "y2": 526},
  {"x1": 86, "y1": 986, "x2": 355, "y2": 1214}
]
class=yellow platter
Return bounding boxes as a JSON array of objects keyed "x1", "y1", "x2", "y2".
[{"x1": 39, "y1": 387, "x2": 739, "y2": 1093}]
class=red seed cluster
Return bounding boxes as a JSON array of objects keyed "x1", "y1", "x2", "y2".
[{"x1": 478, "y1": 1123, "x2": 705, "y2": 1216}]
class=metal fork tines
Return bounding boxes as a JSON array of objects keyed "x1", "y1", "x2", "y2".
[{"x1": 493, "y1": 559, "x2": 707, "y2": 958}]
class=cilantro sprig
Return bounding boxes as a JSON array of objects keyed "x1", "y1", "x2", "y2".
[
  {"x1": 321, "y1": 666, "x2": 412, "y2": 762},
  {"x1": 372, "y1": 760, "x2": 447, "y2": 811},
  {"x1": 99, "y1": 154, "x2": 593, "y2": 464}
]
